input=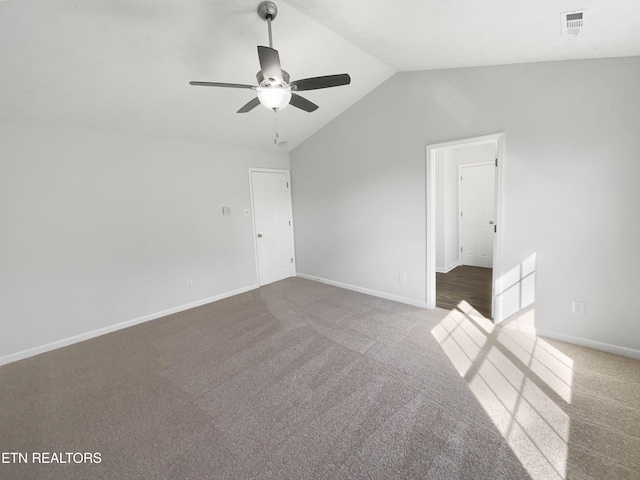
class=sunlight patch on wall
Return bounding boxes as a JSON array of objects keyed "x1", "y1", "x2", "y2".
[{"x1": 496, "y1": 253, "x2": 537, "y2": 322}]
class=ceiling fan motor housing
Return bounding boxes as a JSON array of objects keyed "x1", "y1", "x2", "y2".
[{"x1": 257, "y1": 70, "x2": 290, "y2": 87}]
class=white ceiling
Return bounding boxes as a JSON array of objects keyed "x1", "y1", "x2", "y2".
[
  {"x1": 288, "y1": 0, "x2": 640, "y2": 71},
  {"x1": 2, "y1": 0, "x2": 639, "y2": 151}
]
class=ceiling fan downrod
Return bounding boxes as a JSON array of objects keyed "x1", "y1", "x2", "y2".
[{"x1": 257, "y1": 1, "x2": 278, "y2": 48}]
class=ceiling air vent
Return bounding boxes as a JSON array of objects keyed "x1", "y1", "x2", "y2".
[{"x1": 561, "y1": 10, "x2": 586, "y2": 36}]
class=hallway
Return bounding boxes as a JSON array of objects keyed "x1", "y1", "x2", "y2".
[{"x1": 436, "y1": 265, "x2": 492, "y2": 318}]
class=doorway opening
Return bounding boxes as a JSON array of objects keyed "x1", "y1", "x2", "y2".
[{"x1": 426, "y1": 133, "x2": 505, "y2": 322}]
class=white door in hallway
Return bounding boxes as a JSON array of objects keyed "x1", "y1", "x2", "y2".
[
  {"x1": 459, "y1": 162, "x2": 495, "y2": 268},
  {"x1": 250, "y1": 169, "x2": 295, "y2": 286}
]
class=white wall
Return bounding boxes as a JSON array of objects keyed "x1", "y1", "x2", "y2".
[
  {"x1": 435, "y1": 148, "x2": 461, "y2": 272},
  {"x1": 291, "y1": 56, "x2": 640, "y2": 356},
  {"x1": 456, "y1": 143, "x2": 496, "y2": 166},
  {"x1": 435, "y1": 150, "x2": 446, "y2": 270},
  {"x1": 443, "y1": 150, "x2": 459, "y2": 271},
  {"x1": 0, "y1": 118, "x2": 289, "y2": 363}
]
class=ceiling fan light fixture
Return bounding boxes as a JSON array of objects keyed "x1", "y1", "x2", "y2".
[{"x1": 257, "y1": 86, "x2": 291, "y2": 110}]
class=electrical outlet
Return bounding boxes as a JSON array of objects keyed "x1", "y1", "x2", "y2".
[
  {"x1": 187, "y1": 280, "x2": 193, "y2": 288},
  {"x1": 399, "y1": 273, "x2": 407, "y2": 283},
  {"x1": 572, "y1": 300, "x2": 585, "y2": 315}
]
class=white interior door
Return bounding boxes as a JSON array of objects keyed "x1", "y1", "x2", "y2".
[
  {"x1": 459, "y1": 162, "x2": 495, "y2": 267},
  {"x1": 250, "y1": 170, "x2": 295, "y2": 286}
]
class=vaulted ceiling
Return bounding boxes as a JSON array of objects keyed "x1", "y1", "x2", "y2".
[{"x1": 2, "y1": 0, "x2": 639, "y2": 151}]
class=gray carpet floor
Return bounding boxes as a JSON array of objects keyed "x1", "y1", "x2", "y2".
[{"x1": 1, "y1": 277, "x2": 639, "y2": 479}]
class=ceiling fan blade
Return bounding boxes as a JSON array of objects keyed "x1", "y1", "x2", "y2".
[
  {"x1": 289, "y1": 74, "x2": 351, "y2": 91},
  {"x1": 257, "y1": 46, "x2": 283, "y2": 84},
  {"x1": 237, "y1": 97, "x2": 261, "y2": 114},
  {"x1": 289, "y1": 93, "x2": 318, "y2": 112},
  {"x1": 189, "y1": 81, "x2": 256, "y2": 89}
]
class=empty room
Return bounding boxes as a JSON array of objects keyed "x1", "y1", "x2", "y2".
[{"x1": 1, "y1": 1, "x2": 639, "y2": 479}]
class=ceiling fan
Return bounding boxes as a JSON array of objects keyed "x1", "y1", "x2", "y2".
[{"x1": 189, "y1": 1, "x2": 351, "y2": 114}]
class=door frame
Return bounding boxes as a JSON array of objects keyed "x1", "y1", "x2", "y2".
[
  {"x1": 248, "y1": 168, "x2": 296, "y2": 286},
  {"x1": 425, "y1": 133, "x2": 505, "y2": 322},
  {"x1": 458, "y1": 161, "x2": 496, "y2": 267}
]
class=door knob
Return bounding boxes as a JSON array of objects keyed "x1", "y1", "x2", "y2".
[
  {"x1": 489, "y1": 221, "x2": 494, "y2": 225},
  {"x1": 257, "y1": 233, "x2": 262, "y2": 238}
]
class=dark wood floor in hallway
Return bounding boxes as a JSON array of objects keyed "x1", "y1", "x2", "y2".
[{"x1": 436, "y1": 265, "x2": 492, "y2": 318}]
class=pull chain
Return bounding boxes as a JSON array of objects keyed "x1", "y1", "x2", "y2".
[{"x1": 273, "y1": 108, "x2": 279, "y2": 145}]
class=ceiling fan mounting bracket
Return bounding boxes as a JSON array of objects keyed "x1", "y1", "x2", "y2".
[{"x1": 257, "y1": 1, "x2": 278, "y2": 22}]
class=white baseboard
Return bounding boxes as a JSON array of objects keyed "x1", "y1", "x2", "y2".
[
  {"x1": 0, "y1": 284, "x2": 258, "y2": 367},
  {"x1": 536, "y1": 329, "x2": 640, "y2": 360},
  {"x1": 436, "y1": 262, "x2": 459, "y2": 274},
  {"x1": 296, "y1": 273, "x2": 427, "y2": 308}
]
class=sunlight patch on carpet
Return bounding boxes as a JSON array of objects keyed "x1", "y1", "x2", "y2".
[{"x1": 432, "y1": 303, "x2": 573, "y2": 480}]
